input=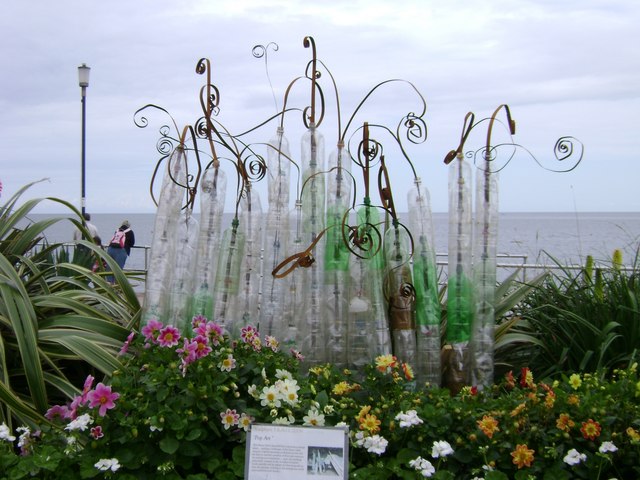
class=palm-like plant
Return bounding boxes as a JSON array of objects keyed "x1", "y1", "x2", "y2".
[
  {"x1": 498, "y1": 252, "x2": 640, "y2": 379},
  {"x1": 0, "y1": 182, "x2": 141, "y2": 428}
]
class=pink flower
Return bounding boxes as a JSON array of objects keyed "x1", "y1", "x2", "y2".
[
  {"x1": 176, "y1": 338, "x2": 198, "y2": 364},
  {"x1": 290, "y1": 349, "x2": 305, "y2": 361},
  {"x1": 191, "y1": 314, "x2": 208, "y2": 330},
  {"x1": 81, "y1": 375, "x2": 95, "y2": 403},
  {"x1": 141, "y1": 319, "x2": 163, "y2": 342},
  {"x1": 251, "y1": 336, "x2": 262, "y2": 352},
  {"x1": 195, "y1": 321, "x2": 223, "y2": 346},
  {"x1": 241, "y1": 325, "x2": 258, "y2": 343},
  {"x1": 193, "y1": 335, "x2": 212, "y2": 359},
  {"x1": 87, "y1": 383, "x2": 120, "y2": 417},
  {"x1": 157, "y1": 326, "x2": 181, "y2": 348},
  {"x1": 91, "y1": 426, "x2": 104, "y2": 439},
  {"x1": 220, "y1": 409, "x2": 240, "y2": 430},
  {"x1": 119, "y1": 332, "x2": 135, "y2": 356},
  {"x1": 45, "y1": 405, "x2": 70, "y2": 421}
]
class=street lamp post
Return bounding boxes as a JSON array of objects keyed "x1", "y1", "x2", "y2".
[{"x1": 78, "y1": 63, "x2": 90, "y2": 217}]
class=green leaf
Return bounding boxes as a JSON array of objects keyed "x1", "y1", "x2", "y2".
[{"x1": 159, "y1": 436, "x2": 180, "y2": 454}]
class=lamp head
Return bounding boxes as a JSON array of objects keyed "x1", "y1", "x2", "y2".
[{"x1": 78, "y1": 63, "x2": 90, "y2": 88}]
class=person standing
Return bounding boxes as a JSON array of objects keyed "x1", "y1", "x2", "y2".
[
  {"x1": 73, "y1": 213, "x2": 99, "y2": 242},
  {"x1": 107, "y1": 220, "x2": 135, "y2": 270}
]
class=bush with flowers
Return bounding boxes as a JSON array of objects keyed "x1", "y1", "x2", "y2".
[{"x1": 1, "y1": 316, "x2": 639, "y2": 479}]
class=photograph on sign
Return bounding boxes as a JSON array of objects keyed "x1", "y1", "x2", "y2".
[{"x1": 245, "y1": 424, "x2": 349, "y2": 479}]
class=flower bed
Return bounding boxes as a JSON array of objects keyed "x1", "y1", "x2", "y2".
[{"x1": 1, "y1": 317, "x2": 639, "y2": 479}]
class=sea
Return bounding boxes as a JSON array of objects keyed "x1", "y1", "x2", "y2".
[{"x1": 18, "y1": 212, "x2": 640, "y2": 281}]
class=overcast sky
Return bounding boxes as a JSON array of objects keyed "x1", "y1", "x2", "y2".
[{"x1": 1, "y1": 0, "x2": 638, "y2": 214}]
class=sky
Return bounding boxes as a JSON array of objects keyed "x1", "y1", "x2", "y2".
[{"x1": 1, "y1": 0, "x2": 638, "y2": 214}]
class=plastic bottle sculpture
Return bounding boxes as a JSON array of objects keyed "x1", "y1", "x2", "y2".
[
  {"x1": 168, "y1": 209, "x2": 199, "y2": 332},
  {"x1": 384, "y1": 221, "x2": 417, "y2": 369},
  {"x1": 260, "y1": 127, "x2": 292, "y2": 337},
  {"x1": 213, "y1": 217, "x2": 245, "y2": 335},
  {"x1": 298, "y1": 123, "x2": 326, "y2": 365},
  {"x1": 143, "y1": 146, "x2": 187, "y2": 324},
  {"x1": 407, "y1": 178, "x2": 441, "y2": 385},
  {"x1": 347, "y1": 202, "x2": 391, "y2": 368},
  {"x1": 324, "y1": 142, "x2": 351, "y2": 366},
  {"x1": 230, "y1": 186, "x2": 263, "y2": 328},
  {"x1": 191, "y1": 164, "x2": 227, "y2": 322},
  {"x1": 471, "y1": 105, "x2": 515, "y2": 388},
  {"x1": 444, "y1": 152, "x2": 473, "y2": 394},
  {"x1": 471, "y1": 161, "x2": 498, "y2": 388}
]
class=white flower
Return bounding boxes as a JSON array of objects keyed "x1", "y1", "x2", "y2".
[
  {"x1": 94, "y1": 458, "x2": 121, "y2": 472},
  {"x1": 302, "y1": 408, "x2": 325, "y2": 426},
  {"x1": 431, "y1": 440, "x2": 454, "y2": 458},
  {"x1": 65, "y1": 413, "x2": 93, "y2": 432},
  {"x1": 354, "y1": 431, "x2": 366, "y2": 447},
  {"x1": 409, "y1": 456, "x2": 435, "y2": 477},
  {"x1": 599, "y1": 441, "x2": 618, "y2": 453},
  {"x1": 16, "y1": 427, "x2": 31, "y2": 448},
  {"x1": 395, "y1": 410, "x2": 424, "y2": 428},
  {"x1": 259, "y1": 385, "x2": 282, "y2": 408},
  {"x1": 563, "y1": 448, "x2": 587, "y2": 466},
  {"x1": 363, "y1": 434, "x2": 388, "y2": 455},
  {"x1": 275, "y1": 368, "x2": 293, "y2": 380},
  {"x1": 0, "y1": 423, "x2": 16, "y2": 442},
  {"x1": 273, "y1": 416, "x2": 294, "y2": 425},
  {"x1": 247, "y1": 384, "x2": 258, "y2": 398}
]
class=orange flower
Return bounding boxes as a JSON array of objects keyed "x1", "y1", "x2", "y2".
[
  {"x1": 401, "y1": 362, "x2": 414, "y2": 381},
  {"x1": 580, "y1": 419, "x2": 601, "y2": 440},
  {"x1": 567, "y1": 394, "x2": 580, "y2": 406},
  {"x1": 511, "y1": 444, "x2": 535, "y2": 469},
  {"x1": 544, "y1": 391, "x2": 556, "y2": 409},
  {"x1": 477, "y1": 415, "x2": 500, "y2": 439},
  {"x1": 504, "y1": 370, "x2": 516, "y2": 390},
  {"x1": 556, "y1": 413, "x2": 575, "y2": 432},
  {"x1": 510, "y1": 402, "x2": 526, "y2": 417},
  {"x1": 359, "y1": 413, "x2": 381, "y2": 434}
]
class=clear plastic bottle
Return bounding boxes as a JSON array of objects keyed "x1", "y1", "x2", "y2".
[
  {"x1": 298, "y1": 124, "x2": 327, "y2": 366},
  {"x1": 143, "y1": 147, "x2": 187, "y2": 325},
  {"x1": 347, "y1": 204, "x2": 391, "y2": 368},
  {"x1": 260, "y1": 128, "x2": 291, "y2": 337},
  {"x1": 168, "y1": 210, "x2": 199, "y2": 332},
  {"x1": 229, "y1": 187, "x2": 263, "y2": 329},
  {"x1": 191, "y1": 164, "x2": 226, "y2": 322},
  {"x1": 384, "y1": 222, "x2": 416, "y2": 371},
  {"x1": 471, "y1": 165, "x2": 499, "y2": 388},
  {"x1": 213, "y1": 218, "x2": 245, "y2": 335},
  {"x1": 445, "y1": 154, "x2": 473, "y2": 392},
  {"x1": 324, "y1": 143, "x2": 351, "y2": 366},
  {"x1": 407, "y1": 178, "x2": 441, "y2": 386}
]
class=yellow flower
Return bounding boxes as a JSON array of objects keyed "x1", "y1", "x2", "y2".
[
  {"x1": 626, "y1": 427, "x2": 640, "y2": 443},
  {"x1": 477, "y1": 415, "x2": 500, "y2": 439},
  {"x1": 569, "y1": 373, "x2": 582, "y2": 390},
  {"x1": 359, "y1": 413, "x2": 381, "y2": 434},
  {"x1": 511, "y1": 444, "x2": 535, "y2": 469},
  {"x1": 332, "y1": 381, "x2": 350, "y2": 396},
  {"x1": 356, "y1": 405, "x2": 372, "y2": 422},
  {"x1": 309, "y1": 366, "x2": 324, "y2": 376},
  {"x1": 375, "y1": 354, "x2": 397, "y2": 372}
]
